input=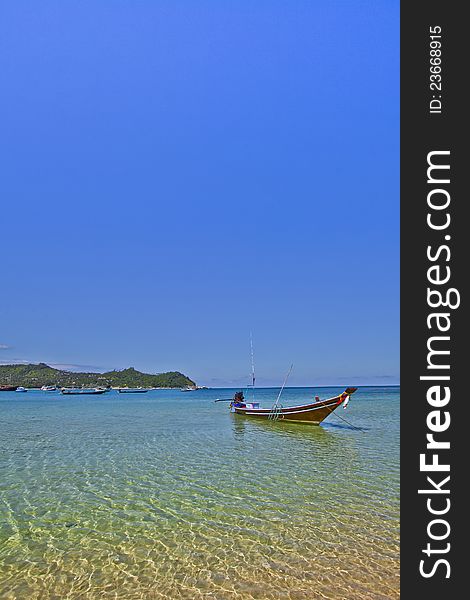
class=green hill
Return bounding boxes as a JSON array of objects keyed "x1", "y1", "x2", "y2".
[{"x1": 0, "y1": 363, "x2": 196, "y2": 389}]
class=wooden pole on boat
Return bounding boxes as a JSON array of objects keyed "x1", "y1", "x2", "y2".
[
  {"x1": 269, "y1": 363, "x2": 293, "y2": 420},
  {"x1": 250, "y1": 332, "x2": 256, "y2": 400}
]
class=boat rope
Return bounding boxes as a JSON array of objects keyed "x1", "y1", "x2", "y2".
[
  {"x1": 323, "y1": 397, "x2": 365, "y2": 432},
  {"x1": 269, "y1": 364, "x2": 293, "y2": 420},
  {"x1": 268, "y1": 403, "x2": 283, "y2": 421}
]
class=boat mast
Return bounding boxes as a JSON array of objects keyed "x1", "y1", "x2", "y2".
[{"x1": 250, "y1": 332, "x2": 256, "y2": 400}]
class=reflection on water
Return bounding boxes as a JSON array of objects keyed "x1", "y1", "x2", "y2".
[{"x1": 0, "y1": 387, "x2": 399, "y2": 599}]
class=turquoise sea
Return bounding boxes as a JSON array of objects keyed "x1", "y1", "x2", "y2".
[{"x1": 0, "y1": 386, "x2": 399, "y2": 599}]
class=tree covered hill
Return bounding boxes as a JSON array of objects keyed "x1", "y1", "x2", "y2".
[{"x1": 0, "y1": 363, "x2": 196, "y2": 389}]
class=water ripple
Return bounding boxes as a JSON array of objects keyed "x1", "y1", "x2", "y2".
[{"x1": 0, "y1": 387, "x2": 399, "y2": 599}]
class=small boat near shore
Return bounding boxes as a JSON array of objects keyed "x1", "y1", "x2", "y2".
[
  {"x1": 61, "y1": 388, "x2": 107, "y2": 395},
  {"x1": 15, "y1": 387, "x2": 27, "y2": 392},
  {"x1": 230, "y1": 387, "x2": 358, "y2": 425},
  {"x1": 181, "y1": 386, "x2": 207, "y2": 391},
  {"x1": 0, "y1": 385, "x2": 18, "y2": 392},
  {"x1": 41, "y1": 385, "x2": 57, "y2": 391},
  {"x1": 220, "y1": 338, "x2": 358, "y2": 426},
  {"x1": 117, "y1": 388, "x2": 148, "y2": 393}
]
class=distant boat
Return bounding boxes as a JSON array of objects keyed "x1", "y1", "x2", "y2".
[
  {"x1": 15, "y1": 387, "x2": 27, "y2": 392},
  {"x1": 118, "y1": 388, "x2": 148, "y2": 393},
  {"x1": 61, "y1": 388, "x2": 106, "y2": 395},
  {"x1": 181, "y1": 386, "x2": 197, "y2": 392},
  {"x1": 41, "y1": 385, "x2": 57, "y2": 391},
  {"x1": 230, "y1": 387, "x2": 358, "y2": 425},
  {"x1": 0, "y1": 385, "x2": 18, "y2": 392}
]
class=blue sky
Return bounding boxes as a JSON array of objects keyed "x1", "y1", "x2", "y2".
[{"x1": 0, "y1": 1, "x2": 399, "y2": 387}]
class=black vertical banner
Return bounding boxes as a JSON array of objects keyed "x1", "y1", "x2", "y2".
[{"x1": 401, "y1": 2, "x2": 465, "y2": 598}]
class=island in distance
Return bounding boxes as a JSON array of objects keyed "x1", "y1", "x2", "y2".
[{"x1": 0, "y1": 363, "x2": 196, "y2": 390}]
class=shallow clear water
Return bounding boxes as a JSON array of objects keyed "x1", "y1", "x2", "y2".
[{"x1": 0, "y1": 386, "x2": 399, "y2": 599}]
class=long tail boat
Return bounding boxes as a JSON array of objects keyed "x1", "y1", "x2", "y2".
[
  {"x1": 230, "y1": 387, "x2": 358, "y2": 425},
  {"x1": 61, "y1": 388, "x2": 106, "y2": 395}
]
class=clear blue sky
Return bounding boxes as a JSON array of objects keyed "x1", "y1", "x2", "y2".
[{"x1": 0, "y1": 1, "x2": 399, "y2": 387}]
